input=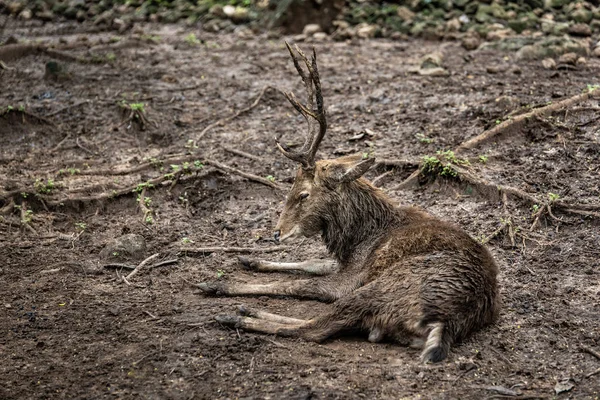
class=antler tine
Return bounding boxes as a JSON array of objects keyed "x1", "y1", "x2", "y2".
[{"x1": 277, "y1": 43, "x2": 327, "y2": 169}]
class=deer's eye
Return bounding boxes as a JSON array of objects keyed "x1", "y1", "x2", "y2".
[{"x1": 299, "y1": 192, "x2": 309, "y2": 201}]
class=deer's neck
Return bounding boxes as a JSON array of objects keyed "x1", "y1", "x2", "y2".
[{"x1": 321, "y1": 180, "x2": 398, "y2": 265}]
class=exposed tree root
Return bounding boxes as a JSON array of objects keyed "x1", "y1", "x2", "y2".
[
  {"x1": 452, "y1": 165, "x2": 600, "y2": 220},
  {"x1": 193, "y1": 85, "x2": 271, "y2": 142},
  {"x1": 124, "y1": 253, "x2": 160, "y2": 283},
  {"x1": 455, "y1": 89, "x2": 600, "y2": 153},
  {"x1": 0, "y1": 43, "x2": 89, "y2": 63}
]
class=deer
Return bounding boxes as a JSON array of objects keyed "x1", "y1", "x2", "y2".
[{"x1": 198, "y1": 43, "x2": 500, "y2": 363}]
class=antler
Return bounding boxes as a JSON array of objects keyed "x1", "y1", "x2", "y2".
[{"x1": 277, "y1": 42, "x2": 327, "y2": 170}]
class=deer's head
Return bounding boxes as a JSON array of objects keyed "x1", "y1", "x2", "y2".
[{"x1": 274, "y1": 44, "x2": 375, "y2": 243}]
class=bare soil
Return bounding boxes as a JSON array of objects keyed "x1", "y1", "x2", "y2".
[{"x1": 1, "y1": 21, "x2": 600, "y2": 399}]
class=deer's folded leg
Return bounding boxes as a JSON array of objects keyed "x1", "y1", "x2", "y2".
[
  {"x1": 238, "y1": 256, "x2": 339, "y2": 276},
  {"x1": 198, "y1": 274, "x2": 363, "y2": 302}
]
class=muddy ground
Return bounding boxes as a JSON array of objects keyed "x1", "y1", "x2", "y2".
[{"x1": 1, "y1": 20, "x2": 600, "y2": 399}]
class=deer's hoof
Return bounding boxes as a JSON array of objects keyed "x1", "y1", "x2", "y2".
[
  {"x1": 197, "y1": 282, "x2": 224, "y2": 295},
  {"x1": 237, "y1": 304, "x2": 254, "y2": 317},
  {"x1": 215, "y1": 314, "x2": 241, "y2": 327},
  {"x1": 237, "y1": 256, "x2": 258, "y2": 270}
]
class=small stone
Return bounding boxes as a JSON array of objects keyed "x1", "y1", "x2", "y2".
[
  {"x1": 418, "y1": 67, "x2": 449, "y2": 77},
  {"x1": 568, "y1": 23, "x2": 591, "y2": 37},
  {"x1": 397, "y1": 6, "x2": 415, "y2": 22},
  {"x1": 7, "y1": 2, "x2": 24, "y2": 14},
  {"x1": 570, "y1": 8, "x2": 593, "y2": 24},
  {"x1": 445, "y1": 18, "x2": 461, "y2": 32},
  {"x1": 18, "y1": 9, "x2": 32, "y2": 20},
  {"x1": 312, "y1": 32, "x2": 328, "y2": 41},
  {"x1": 44, "y1": 61, "x2": 70, "y2": 82},
  {"x1": 576, "y1": 56, "x2": 587, "y2": 66},
  {"x1": 303, "y1": 24, "x2": 322, "y2": 37},
  {"x1": 462, "y1": 36, "x2": 480, "y2": 51},
  {"x1": 593, "y1": 46, "x2": 600, "y2": 58},
  {"x1": 222, "y1": 5, "x2": 235, "y2": 17},
  {"x1": 99, "y1": 233, "x2": 147, "y2": 261},
  {"x1": 356, "y1": 23, "x2": 378, "y2": 39},
  {"x1": 486, "y1": 65, "x2": 508, "y2": 74},
  {"x1": 291, "y1": 33, "x2": 306, "y2": 42},
  {"x1": 558, "y1": 52, "x2": 578, "y2": 65},
  {"x1": 209, "y1": 5, "x2": 225, "y2": 18},
  {"x1": 487, "y1": 29, "x2": 513, "y2": 41},
  {"x1": 542, "y1": 58, "x2": 556, "y2": 69}
]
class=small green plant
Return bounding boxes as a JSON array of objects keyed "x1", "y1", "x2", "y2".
[
  {"x1": 185, "y1": 139, "x2": 199, "y2": 149},
  {"x1": 134, "y1": 181, "x2": 154, "y2": 193},
  {"x1": 193, "y1": 160, "x2": 203, "y2": 168},
  {"x1": 128, "y1": 102, "x2": 145, "y2": 112},
  {"x1": 181, "y1": 237, "x2": 193, "y2": 244},
  {"x1": 548, "y1": 192, "x2": 560, "y2": 202},
  {"x1": 21, "y1": 209, "x2": 33, "y2": 224},
  {"x1": 416, "y1": 133, "x2": 433, "y2": 144},
  {"x1": 184, "y1": 33, "x2": 201, "y2": 45},
  {"x1": 495, "y1": 119, "x2": 501, "y2": 125},
  {"x1": 478, "y1": 155, "x2": 488, "y2": 164},
  {"x1": 586, "y1": 84, "x2": 600, "y2": 93},
  {"x1": 106, "y1": 52, "x2": 116, "y2": 62},
  {"x1": 216, "y1": 269, "x2": 226, "y2": 279},
  {"x1": 145, "y1": 215, "x2": 154, "y2": 224},
  {"x1": 34, "y1": 178, "x2": 55, "y2": 194},
  {"x1": 58, "y1": 167, "x2": 81, "y2": 176},
  {"x1": 75, "y1": 222, "x2": 87, "y2": 231},
  {"x1": 266, "y1": 175, "x2": 275, "y2": 182},
  {"x1": 532, "y1": 204, "x2": 540, "y2": 214}
]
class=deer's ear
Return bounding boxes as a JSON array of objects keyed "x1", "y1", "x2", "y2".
[{"x1": 326, "y1": 156, "x2": 376, "y2": 183}]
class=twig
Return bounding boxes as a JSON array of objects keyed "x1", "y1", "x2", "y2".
[
  {"x1": 222, "y1": 145, "x2": 262, "y2": 162},
  {"x1": 581, "y1": 345, "x2": 600, "y2": 360},
  {"x1": 125, "y1": 253, "x2": 160, "y2": 282},
  {"x1": 103, "y1": 263, "x2": 135, "y2": 270},
  {"x1": 194, "y1": 85, "x2": 271, "y2": 141},
  {"x1": 50, "y1": 133, "x2": 72, "y2": 152},
  {"x1": 45, "y1": 100, "x2": 89, "y2": 117},
  {"x1": 455, "y1": 89, "x2": 600, "y2": 153},
  {"x1": 75, "y1": 137, "x2": 97, "y2": 155},
  {"x1": 205, "y1": 159, "x2": 282, "y2": 190},
  {"x1": 586, "y1": 367, "x2": 600, "y2": 379},
  {"x1": 180, "y1": 246, "x2": 288, "y2": 255},
  {"x1": 390, "y1": 169, "x2": 420, "y2": 191},
  {"x1": 150, "y1": 259, "x2": 179, "y2": 269},
  {"x1": 371, "y1": 170, "x2": 394, "y2": 187}
]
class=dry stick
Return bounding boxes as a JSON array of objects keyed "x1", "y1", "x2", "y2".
[
  {"x1": 586, "y1": 367, "x2": 600, "y2": 379},
  {"x1": 455, "y1": 89, "x2": 600, "y2": 153},
  {"x1": 125, "y1": 253, "x2": 160, "y2": 282},
  {"x1": 375, "y1": 158, "x2": 420, "y2": 168},
  {"x1": 581, "y1": 345, "x2": 600, "y2": 360},
  {"x1": 180, "y1": 246, "x2": 288, "y2": 254},
  {"x1": 372, "y1": 170, "x2": 394, "y2": 187},
  {"x1": 221, "y1": 145, "x2": 262, "y2": 162},
  {"x1": 205, "y1": 159, "x2": 282, "y2": 190},
  {"x1": 194, "y1": 85, "x2": 271, "y2": 142}
]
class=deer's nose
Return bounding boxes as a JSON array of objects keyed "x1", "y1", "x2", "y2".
[{"x1": 273, "y1": 230, "x2": 280, "y2": 242}]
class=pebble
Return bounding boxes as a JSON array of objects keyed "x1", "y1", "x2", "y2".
[
  {"x1": 303, "y1": 24, "x2": 322, "y2": 37},
  {"x1": 99, "y1": 233, "x2": 147, "y2": 261},
  {"x1": 542, "y1": 58, "x2": 556, "y2": 69},
  {"x1": 558, "y1": 52, "x2": 578, "y2": 65}
]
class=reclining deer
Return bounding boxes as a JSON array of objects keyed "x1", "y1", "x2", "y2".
[{"x1": 199, "y1": 43, "x2": 500, "y2": 363}]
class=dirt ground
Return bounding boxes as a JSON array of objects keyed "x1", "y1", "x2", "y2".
[{"x1": 1, "y1": 20, "x2": 600, "y2": 399}]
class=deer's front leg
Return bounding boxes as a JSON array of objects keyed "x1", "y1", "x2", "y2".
[
  {"x1": 198, "y1": 273, "x2": 363, "y2": 303},
  {"x1": 238, "y1": 256, "x2": 339, "y2": 276}
]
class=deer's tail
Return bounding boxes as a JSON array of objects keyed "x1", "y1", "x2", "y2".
[{"x1": 420, "y1": 322, "x2": 453, "y2": 363}]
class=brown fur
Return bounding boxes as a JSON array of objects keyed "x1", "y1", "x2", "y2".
[{"x1": 203, "y1": 155, "x2": 500, "y2": 363}]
